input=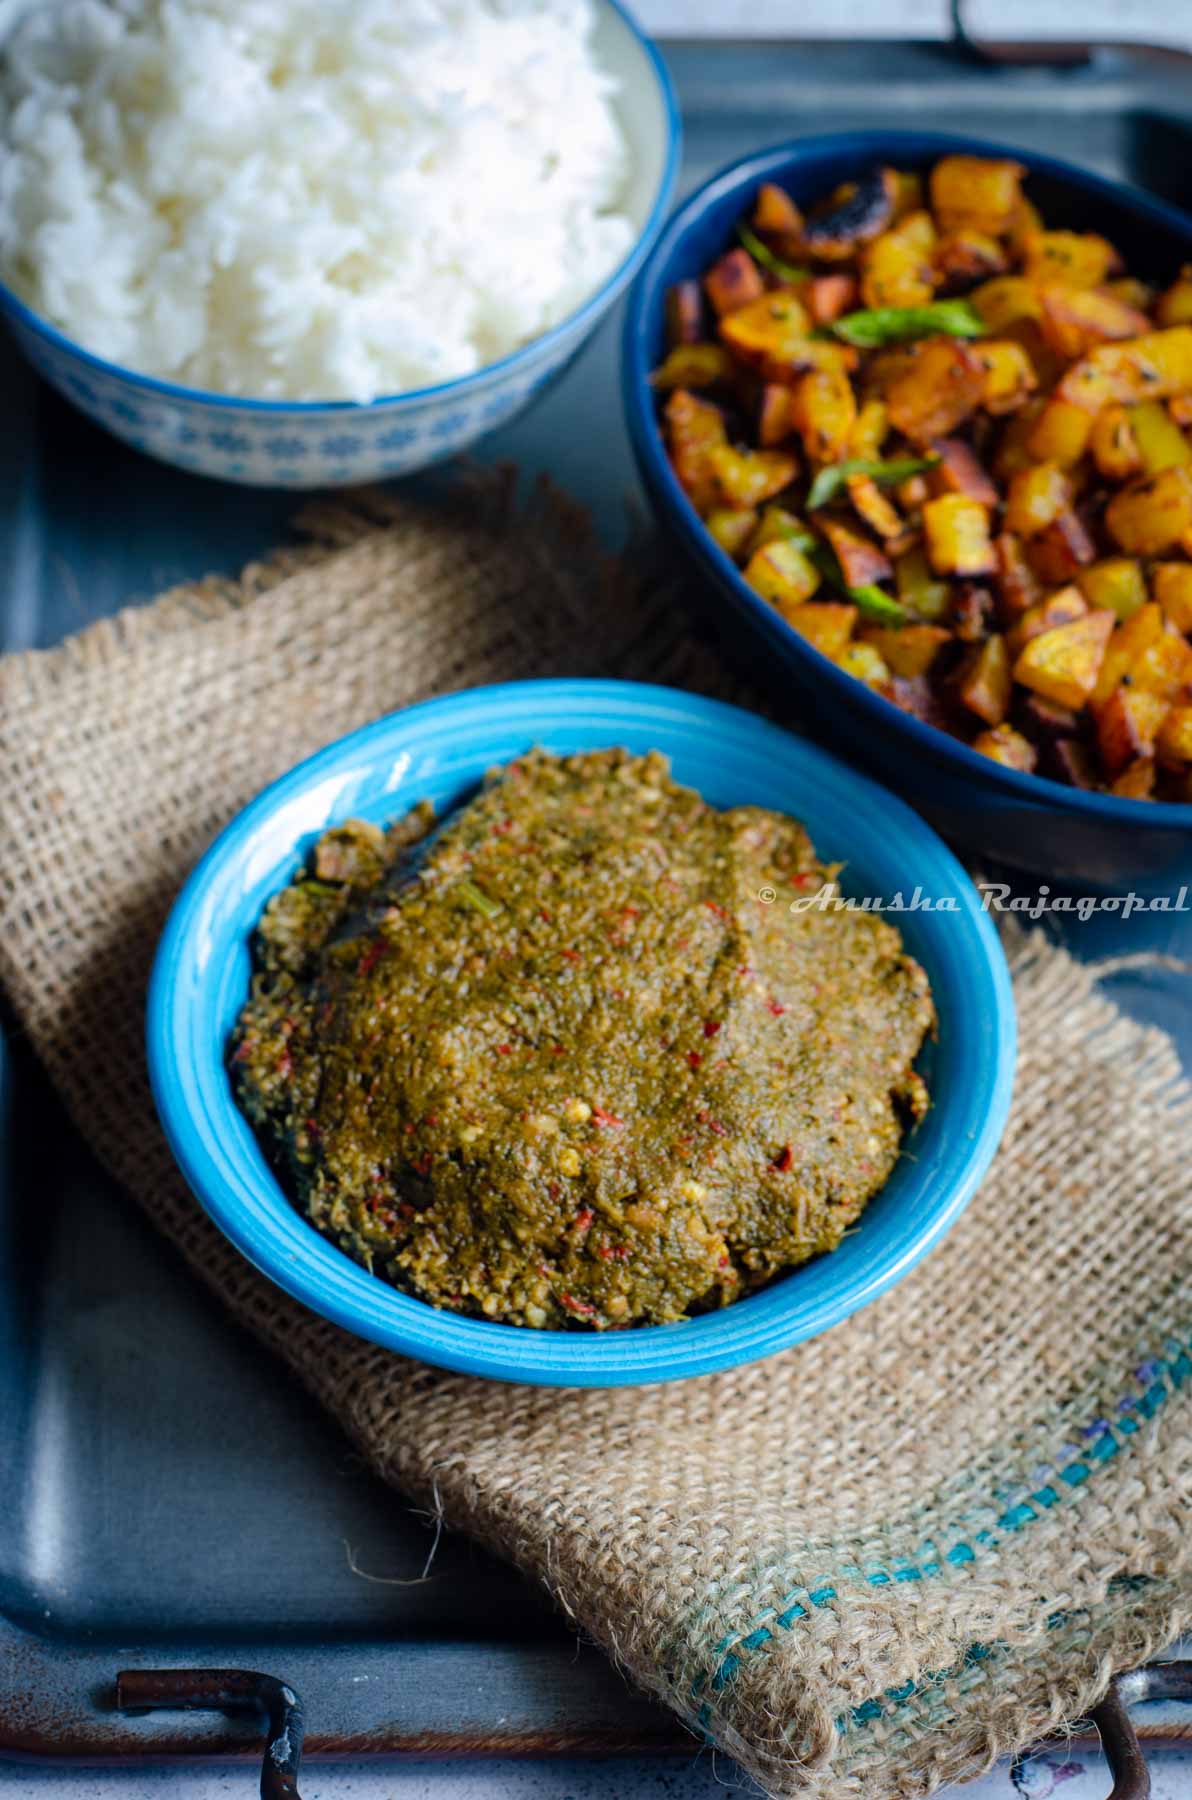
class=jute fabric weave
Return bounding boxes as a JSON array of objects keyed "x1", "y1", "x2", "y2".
[{"x1": 0, "y1": 481, "x2": 1188, "y2": 1798}]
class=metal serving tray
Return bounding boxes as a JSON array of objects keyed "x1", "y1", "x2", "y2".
[{"x1": 2, "y1": 36, "x2": 1191, "y2": 1770}]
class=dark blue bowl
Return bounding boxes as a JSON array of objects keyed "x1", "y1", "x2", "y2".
[{"x1": 623, "y1": 129, "x2": 1192, "y2": 889}]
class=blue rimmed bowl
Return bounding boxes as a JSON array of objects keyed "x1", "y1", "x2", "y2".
[
  {"x1": 0, "y1": 0, "x2": 679, "y2": 490},
  {"x1": 148, "y1": 678, "x2": 1016, "y2": 1386},
  {"x1": 623, "y1": 130, "x2": 1192, "y2": 887}
]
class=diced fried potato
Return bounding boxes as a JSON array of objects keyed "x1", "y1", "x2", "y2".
[
  {"x1": 994, "y1": 400, "x2": 1047, "y2": 479},
  {"x1": 1170, "y1": 394, "x2": 1192, "y2": 427},
  {"x1": 895, "y1": 543, "x2": 951, "y2": 621},
  {"x1": 1157, "y1": 703, "x2": 1192, "y2": 763},
  {"x1": 849, "y1": 399, "x2": 888, "y2": 461},
  {"x1": 922, "y1": 493, "x2": 996, "y2": 577},
  {"x1": 994, "y1": 531, "x2": 1041, "y2": 617},
  {"x1": 861, "y1": 622, "x2": 951, "y2": 677},
  {"x1": 753, "y1": 182, "x2": 803, "y2": 239},
  {"x1": 1097, "y1": 688, "x2": 1169, "y2": 775},
  {"x1": 666, "y1": 280, "x2": 704, "y2": 347},
  {"x1": 1058, "y1": 327, "x2": 1192, "y2": 412},
  {"x1": 835, "y1": 642, "x2": 891, "y2": 687},
  {"x1": 1104, "y1": 277, "x2": 1154, "y2": 310},
  {"x1": 720, "y1": 291, "x2": 852, "y2": 381},
  {"x1": 1152, "y1": 562, "x2": 1192, "y2": 633},
  {"x1": 743, "y1": 539, "x2": 822, "y2": 612},
  {"x1": 1090, "y1": 404, "x2": 1142, "y2": 481},
  {"x1": 1036, "y1": 284, "x2": 1150, "y2": 358},
  {"x1": 1049, "y1": 737, "x2": 1097, "y2": 788},
  {"x1": 1007, "y1": 195, "x2": 1043, "y2": 254},
  {"x1": 930, "y1": 437, "x2": 998, "y2": 505},
  {"x1": 930, "y1": 156, "x2": 1024, "y2": 236},
  {"x1": 860, "y1": 210, "x2": 937, "y2": 309},
  {"x1": 861, "y1": 343, "x2": 920, "y2": 399},
  {"x1": 891, "y1": 171, "x2": 924, "y2": 220},
  {"x1": 974, "y1": 340, "x2": 1037, "y2": 415},
  {"x1": 847, "y1": 473, "x2": 903, "y2": 541},
  {"x1": 708, "y1": 444, "x2": 799, "y2": 508},
  {"x1": 1090, "y1": 604, "x2": 1165, "y2": 710},
  {"x1": 1077, "y1": 558, "x2": 1147, "y2": 621},
  {"x1": 792, "y1": 366, "x2": 857, "y2": 465},
  {"x1": 1106, "y1": 466, "x2": 1192, "y2": 555},
  {"x1": 803, "y1": 167, "x2": 898, "y2": 260},
  {"x1": 1026, "y1": 397, "x2": 1094, "y2": 465},
  {"x1": 971, "y1": 275, "x2": 1041, "y2": 332},
  {"x1": 1027, "y1": 510, "x2": 1096, "y2": 586},
  {"x1": 1110, "y1": 758, "x2": 1156, "y2": 798},
  {"x1": 1129, "y1": 629, "x2": 1192, "y2": 702},
  {"x1": 808, "y1": 274, "x2": 858, "y2": 324},
  {"x1": 972, "y1": 723, "x2": 1037, "y2": 772},
  {"x1": 1022, "y1": 230, "x2": 1120, "y2": 289},
  {"x1": 819, "y1": 515, "x2": 892, "y2": 586},
  {"x1": 706, "y1": 508, "x2": 759, "y2": 558},
  {"x1": 748, "y1": 505, "x2": 808, "y2": 554},
  {"x1": 758, "y1": 384, "x2": 793, "y2": 447},
  {"x1": 704, "y1": 248, "x2": 766, "y2": 317},
  {"x1": 935, "y1": 231, "x2": 1007, "y2": 286},
  {"x1": 955, "y1": 633, "x2": 1012, "y2": 726},
  {"x1": 1013, "y1": 610, "x2": 1114, "y2": 708},
  {"x1": 885, "y1": 338, "x2": 986, "y2": 445},
  {"x1": 651, "y1": 343, "x2": 735, "y2": 391},
  {"x1": 785, "y1": 601, "x2": 856, "y2": 657},
  {"x1": 1006, "y1": 585, "x2": 1088, "y2": 657},
  {"x1": 1156, "y1": 267, "x2": 1192, "y2": 328},
  {"x1": 664, "y1": 389, "x2": 727, "y2": 511},
  {"x1": 1129, "y1": 399, "x2": 1192, "y2": 474},
  {"x1": 1004, "y1": 462, "x2": 1068, "y2": 537},
  {"x1": 950, "y1": 582, "x2": 994, "y2": 641},
  {"x1": 897, "y1": 473, "x2": 930, "y2": 510}
]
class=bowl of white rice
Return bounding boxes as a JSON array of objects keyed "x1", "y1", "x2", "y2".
[{"x1": 0, "y1": 0, "x2": 679, "y2": 486}]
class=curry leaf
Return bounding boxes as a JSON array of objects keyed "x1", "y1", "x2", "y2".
[
  {"x1": 736, "y1": 221, "x2": 808, "y2": 285},
  {"x1": 806, "y1": 455, "x2": 939, "y2": 511},
  {"x1": 829, "y1": 300, "x2": 984, "y2": 347}
]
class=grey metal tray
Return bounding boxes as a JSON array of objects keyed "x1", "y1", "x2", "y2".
[{"x1": 2, "y1": 35, "x2": 1191, "y2": 1770}]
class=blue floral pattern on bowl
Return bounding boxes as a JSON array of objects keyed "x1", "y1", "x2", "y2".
[{"x1": 0, "y1": 0, "x2": 682, "y2": 489}]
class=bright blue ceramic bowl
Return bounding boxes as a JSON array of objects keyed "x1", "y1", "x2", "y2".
[
  {"x1": 0, "y1": 0, "x2": 679, "y2": 490},
  {"x1": 623, "y1": 130, "x2": 1192, "y2": 889},
  {"x1": 148, "y1": 679, "x2": 1015, "y2": 1386}
]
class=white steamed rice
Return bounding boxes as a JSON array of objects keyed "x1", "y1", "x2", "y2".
[{"x1": 0, "y1": 0, "x2": 635, "y2": 400}]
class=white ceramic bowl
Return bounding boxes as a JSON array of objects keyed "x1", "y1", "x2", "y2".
[{"x1": 0, "y1": 0, "x2": 680, "y2": 489}]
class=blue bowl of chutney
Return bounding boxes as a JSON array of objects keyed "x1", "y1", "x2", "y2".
[
  {"x1": 622, "y1": 130, "x2": 1192, "y2": 889},
  {"x1": 148, "y1": 679, "x2": 1016, "y2": 1387}
]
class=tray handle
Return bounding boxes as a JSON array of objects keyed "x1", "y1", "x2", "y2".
[
  {"x1": 116, "y1": 1667, "x2": 305, "y2": 1798},
  {"x1": 113, "y1": 1659, "x2": 1192, "y2": 1797}
]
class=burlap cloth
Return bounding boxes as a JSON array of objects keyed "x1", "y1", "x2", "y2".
[{"x1": 0, "y1": 479, "x2": 1188, "y2": 1799}]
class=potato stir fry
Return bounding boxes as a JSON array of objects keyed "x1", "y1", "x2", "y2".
[{"x1": 656, "y1": 156, "x2": 1192, "y2": 799}]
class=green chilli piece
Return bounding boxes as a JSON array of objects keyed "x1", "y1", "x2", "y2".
[
  {"x1": 806, "y1": 455, "x2": 939, "y2": 511},
  {"x1": 457, "y1": 878, "x2": 503, "y2": 919},
  {"x1": 748, "y1": 511, "x2": 906, "y2": 625},
  {"x1": 807, "y1": 548, "x2": 906, "y2": 626},
  {"x1": 843, "y1": 581, "x2": 906, "y2": 625},
  {"x1": 829, "y1": 299, "x2": 985, "y2": 347},
  {"x1": 736, "y1": 221, "x2": 807, "y2": 285}
]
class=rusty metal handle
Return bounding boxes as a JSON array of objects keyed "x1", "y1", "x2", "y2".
[
  {"x1": 1091, "y1": 1662, "x2": 1192, "y2": 1800},
  {"x1": 116, "y1": 1668, "x2": 305, "y2": 1799},
  {"x1": 112, "y1": 1657, "x2": 1192, "y2": 1795}
]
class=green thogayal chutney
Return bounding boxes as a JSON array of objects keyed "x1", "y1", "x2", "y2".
[{"x1": 231, "y1": 748, "x2": 933, "y2": 1329}]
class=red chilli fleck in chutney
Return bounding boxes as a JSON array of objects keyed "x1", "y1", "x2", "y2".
[{"x1": 230, "y1": 748, "x2": 933, "y2": 1330}]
